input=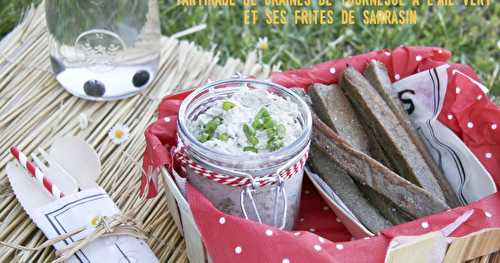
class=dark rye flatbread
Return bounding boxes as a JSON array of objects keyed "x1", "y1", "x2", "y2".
[
  {"x1": 362, "y1": 61, "x2": 460, "y2": 207},
  {"x1": 309, "y1": 84, "x2": 413, "y2": 225},
  {"x1": 340, "y1": 66, "x2": 447, "y2": 203},
  {"x1": 312, "y1": 113, "x2": 449, "y2": 218}
]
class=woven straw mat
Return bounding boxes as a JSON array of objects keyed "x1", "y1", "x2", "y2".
[{"x1": 0, "y1": 5, "x2": 271, "y2": 262}]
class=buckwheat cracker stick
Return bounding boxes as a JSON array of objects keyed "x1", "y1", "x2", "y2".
[
  {"x1": 312, "y1": 114, "x2": 449, "y2": 217},
  {"x1": 341, "y1": 66, "x2": 446, "y2": 203},
  {"x1": 309, "y1": 146, "x2": 392, "y2": 232},
  {"x1": 363, "y1": 61, "x2": 460, "y2": 207},
  {"x1": 309, "y1": 84, "x2": 411, "y2": 225}
]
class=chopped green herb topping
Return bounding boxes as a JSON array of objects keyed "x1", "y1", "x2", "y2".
[
  {"x1": 222, "y1": 101, "x2": 236, "y2": 111},
  {"x1": 193, "y1": 91, "x2": 297, "y2": 154},
  {"x1": 247, "y1": 107, "x2": 288, "y2": 151},
  {"x1": 267, "y1": 140, "x2": 284, "y2": 151},
  {"x1": 252, "y1": 107, "x2": 271, "y2": 130},
  {"x1": 243, "y1": 123, "x2": 255, "y2": 137},
  {"x1": 198, "y1": 116, "x2": 222, "y2": 142},
  {"x1": 263, "y1": 117, "x2": 274, "y2": 129},
  {"x1": 218, "y1": 133, "x2": 230, "y2": 141},
  {"x1": 243, "y1": 146, "x2": 258, "y2": 153},
  {"x1": 248, "y1": 136, "x2": 259, "y2": 146},
  {"x1": 243, "y1": 123, "x2": 259, "y2": 146},
  {"x1": 198, "y1": 133, "x2": 210, "y2": 143},
  {"x1": 252, "y1": 118, "x2": 262, "y2": 130}
]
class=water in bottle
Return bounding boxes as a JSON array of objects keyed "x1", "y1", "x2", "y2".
[{"x1": 45, "y1": 0, "x2": 161, "y2": 100}]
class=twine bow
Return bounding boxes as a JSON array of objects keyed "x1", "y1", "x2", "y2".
[{"x1": 0, "y1": 210, "x2": 147, "y2": 263}]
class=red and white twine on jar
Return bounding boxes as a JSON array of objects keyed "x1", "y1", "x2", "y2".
[
  {"x1": 174, "y1": 145, "x2": 309, "y2": 229},
  {"x1": 175, "y1": 148, "x2": 309, "y2": 188}
]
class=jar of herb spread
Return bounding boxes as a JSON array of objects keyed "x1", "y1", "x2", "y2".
[{"x1": 177, "y1": 79, "x2": 312, "y2": 229}]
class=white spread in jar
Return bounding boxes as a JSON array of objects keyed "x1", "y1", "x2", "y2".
[{"x1": 189, "y1": 88, "x2": 302, "y2": 154}]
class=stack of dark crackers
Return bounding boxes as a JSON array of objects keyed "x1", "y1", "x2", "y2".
[{"x1": 306, "y1": 61, "x2": 460, "y2": 233}]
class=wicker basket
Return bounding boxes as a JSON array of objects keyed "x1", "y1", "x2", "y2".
[
  {"x1": 150, "y1": 46, "x2": 500, "y2": 262},
  {"x1": 161, "y1": 167, "x2": 500, "y2": 263}
]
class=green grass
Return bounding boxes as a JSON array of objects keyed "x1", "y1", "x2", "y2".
[
  {"x1": 161, "y1": 1, "x2": 499, "y2": 95},
  {"x1": 0, "y1": 0, "x2": 34, "y2": 36},
  {"x1": 1, "y1": 0, "x2": 499, "y2": 96}
]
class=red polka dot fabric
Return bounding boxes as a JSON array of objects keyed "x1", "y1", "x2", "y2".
[
  {"x1": 270, "y1": 46, "x2": 451, "y2": 91},
  {"x1": 293, "y1": 179, "x2": 352, "y2": 242},
  {"x1": 142, "y1": 46, "x2": 500, "y2": 262},
  {"x1": 187, "y1": 183, "x2": 500, "y2": 263},
  {"x1": 437, "y1": 66, "x2": 500, "y2": 186}
]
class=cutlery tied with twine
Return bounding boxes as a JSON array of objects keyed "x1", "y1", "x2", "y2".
[{"x1": 0, "y1": 209, "x2": 147, "y2": 263}]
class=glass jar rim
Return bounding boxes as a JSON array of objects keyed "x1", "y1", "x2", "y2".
[{"x1": 177, "y1": 78, "x2": 312, "y2": 167}]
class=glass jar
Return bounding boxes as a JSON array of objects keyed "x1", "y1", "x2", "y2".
[
  {"x1": 177, "y1": 79, "x2": 312, "y2": 229},
  {"x1": 45, "y1": 0, "x2": 161, "y2": 101}
]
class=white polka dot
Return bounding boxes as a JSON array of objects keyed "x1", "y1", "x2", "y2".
[
  {"x1": 323, "y1": 206, "x2": 329, "y2": 211},
  {"x1": 219, "y1": 217, "x2": 226, "y2": 224},
  {"x1": 477, "y1": 95, "x2": 483, "y2": 100},
  {"x1": 234, "y1": 246, "x2": 242, "y2": 254},
  {"x1": 318, "y1": 237, "x2": 325, "y2": 243},
  {"x1": 456, "y1": 87, "x2": 461, "y2": 94},
  {"x1": 391, "y1": 208, "x2": 397, "y2": 212},
  {"x1": 485, "y1": 152, "x2": 492, "y2": 159},
  {"x1": 299, "y1": 218, "x2": 305, "y2": 222},
  {"x1": 467, "y1": 122, "x2": 474, "y2": 128},
  {"x1": 336, "y1": 244, "x2": 344, "y2": 250},
  {"x1": 416, "y1": 55, "x2": 422, "y2": 62},
  {"x1": 485, "y1": 211, "x2": 492, "y2": 218},
  {"x1": 384, "y1": 51, "x2": 391, "y2": 56},
  {"x1": 265, "y1": 229, "x2": 273, "y2": 236},
  {"x1": 309, "y1": 228, "x2": 316, "y2": 232},
  {"x1": 294, "y1": 232, "x2": 301, "y2": 236},
  {"x1": 452, "y1": 70, "x2": 458, "y2": 75},
  {"x1": 282, "y1": 259, "x2": 290, "y2": 263},
  {"x1": 395, "y1": 74, "x2": 400, "y2": 80},
  {"x1": 314, "y1": 245, "x2": 322, "y2": 251},
  {"x1": 447, "y1": 114, "x2": 454, "y2": 120},
  {"x1": 329, "y1": 67, "x2": 336, "y2": 74},
  {"x1": 421, "y1": 222, "x2": 430, "y2": 229},
  {"x1": 438, "y1": 49, "x2": 443, "y2": 54},
  {"x1": 164, "y1": 117, "x2": 171, "y2": 123},
  {"x1": 491, "y1": 123, "x2": 497, "y2": 130},
  {"x1": 336, "y1": 217, "x2": 342, "y2": 223},
  {"x1": 363, "y1": 237, "x2": 370, "y2": 240}
]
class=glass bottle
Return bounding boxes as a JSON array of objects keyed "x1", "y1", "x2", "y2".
[{"x1": 45, "y1": 0, "x2": 161, "y2": 100}]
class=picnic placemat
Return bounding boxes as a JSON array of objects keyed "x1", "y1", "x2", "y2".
[{"x1": 0, "y1": 4, "x2": 270, "y2": 262}]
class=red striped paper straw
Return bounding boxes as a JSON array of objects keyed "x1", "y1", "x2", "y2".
[{"x1": 10, "y1": 146, "x2": 65, "y2": 199}]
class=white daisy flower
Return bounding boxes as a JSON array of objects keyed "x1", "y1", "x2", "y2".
[
  {"x1": 109, "y1": 123, "x2": 130, "y2": 145},
  {"x1": 256, "y1": 37, "x2": 269, "y2": 50},
  {"x1": 89, "y1": 215, "x2": 102, "y2": 228},
  {"x1": 79, "y1": 113, "x2": 89, "y2": 129}
]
